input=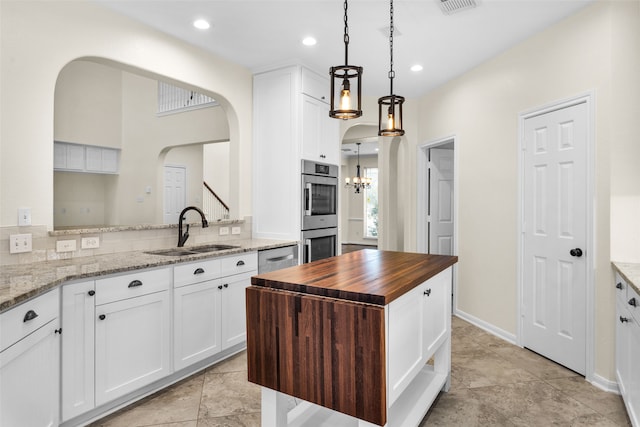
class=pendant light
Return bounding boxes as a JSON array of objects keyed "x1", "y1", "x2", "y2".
[
  {"x1": 330, "y1": 0, "x2": 363, "y2": 120},
  {"x1": 345, "y1": 143, "x2": 372, "y2": 194},
  {"x1": 378, "y1": 0, "x2": 405, "y2": 136}
]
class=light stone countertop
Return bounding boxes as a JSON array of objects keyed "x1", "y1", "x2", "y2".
[
  {"x1": 0, "y1": 239, "x2": 297, "y2": 313},
  {"x1": 612, "y1": 262, "x2": 640, "y2": 295}
]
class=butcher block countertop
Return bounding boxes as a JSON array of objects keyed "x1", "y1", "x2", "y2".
[{"x1": 251, "y1": 249, "x2": 458, "y2": 306}]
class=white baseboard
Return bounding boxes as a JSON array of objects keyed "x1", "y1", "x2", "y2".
[
  {"x1": 590, "y1": 372, "x2": 620, "y2": 394},
  {"x1": 453, "y1": 309, "x2": 517, "y2": 345}
]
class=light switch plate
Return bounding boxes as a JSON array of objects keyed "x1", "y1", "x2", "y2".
[
  {"x1": 219, "y1": 227, "x2": 229, "y2": 236},
  {"x1": 18, "y1": 208, "x2": 31, "y2": 226},
  {"x1": 9, "y1": 234, "x2": 32, "y2": 254},
  {"x1": 81, "y1": 237, "x2": 100, "y2": 249},
  {"x1": 231, "y1": 226, "x2": 241, "y2": 235},
  {"x1": 56, "y1": 239, "x2": 77, "y2": 252}
]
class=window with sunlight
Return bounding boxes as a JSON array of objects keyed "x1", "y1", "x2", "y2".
[{"x1": 364, "y1": 167, "x2": 378, "y2": 239}]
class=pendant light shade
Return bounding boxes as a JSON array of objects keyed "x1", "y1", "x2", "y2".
[
  {"x1": 330, "y1": 0, "x2": 363, "y2": 120},
  {"x1": 378, "y1": 0, "x2": 405, "y2": 136}
]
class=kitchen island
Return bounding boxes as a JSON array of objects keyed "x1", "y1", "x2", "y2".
[{"x1": 246, "y1": 249, "x2": 458, "y2": 427}]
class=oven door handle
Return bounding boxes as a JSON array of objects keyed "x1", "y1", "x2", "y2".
[
  {"x1": 305, "y1": 239, "x2": 312, "y2": 263},
  {"x1": 304, "y1": 183, "x2": 312, "y2": 216}
]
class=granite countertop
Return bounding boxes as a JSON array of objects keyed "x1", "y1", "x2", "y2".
[
  {"x1": 613, "y1": 262, "x2": 640, "y2": 295},
  {"x1": 0, "y1": 239, "x2": 297, "y2": 313}
]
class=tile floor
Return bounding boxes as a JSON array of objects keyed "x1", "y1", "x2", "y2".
[{"x1": 91, "y1": 316, "x2": 630, "y2": 427}]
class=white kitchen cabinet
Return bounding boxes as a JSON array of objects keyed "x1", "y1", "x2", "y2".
[
  {"x1": 220, "y1": 271, "x2": 254, "y2": 349},
  {"x1": 94, "y1": 268, "x2": 171, "y2": 406},
  {"x1": 301, "y1": 95, "x2": 339, "y2": 165},
  {"x1": 253, "y1": 65, "x2": 339, "y2": 241},
  {"x1": 387, "y1": 268, "x2": 451, "y2": 406},
  {"x1": 0, "y1": 289, "x2": 60, "y2": 427},
  {"x1": 54, "y1": 141, "x2": 120, "y2": 174},
  {"x1": 61, "y1": 281, "x2": 96, "y2": 421},
  {"x1": 616, "y1": 272, "x2": 640, "y2": 426}
]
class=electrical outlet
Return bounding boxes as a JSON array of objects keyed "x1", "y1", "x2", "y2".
[
  {"x1": 9, "y1": 234, "x2": 32, "y2": 254},
  {"x1": 219, "y1": 227, "x2": 229, "y2": 236},
  {"x1": 81, "y1": 237, "x2": 100, "y2": 249},
  {"x1": 231, "y1": 226, "x2": 241, "y2": 235},
  {"x1": 56, "y1": 239, "x2": 77, "y2": 252},
  {"x1": 18, "y1": 208, "x2": 32, "y2": 226}
]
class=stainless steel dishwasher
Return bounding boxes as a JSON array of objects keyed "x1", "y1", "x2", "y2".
[{"x1": 258, "y1": 244, "x2": 299, "y2": 274}]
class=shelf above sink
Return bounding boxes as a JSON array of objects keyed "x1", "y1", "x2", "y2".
[{"x1": 145, "y1": 244, "x2": 239, "y2": 257}]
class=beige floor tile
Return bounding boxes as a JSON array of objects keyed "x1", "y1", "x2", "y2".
[
  {"x1": 197, "y1": 412, "x2": 260, "y2": 427},
  {"x1": 207, "y1": 351, "x2": 248, "y2": 374},
  {"x1": 451, "y1": 348, "x2": 540, "y2": 389},
  {"x1": 91, "y1": 374, "x2": 204, "y2": 427},
  {"x1": 421, "y1": 388, "x2": 515, "y2": 426},
  {"x1": 198, "y1": 371, "x2": 261, "y2": 419},
  {"x1": 545, "y1": 377, "x2": 629, "y2": 421},
  {"x1": 490, "y1": 346, "x2": 580, "y2": 381}
]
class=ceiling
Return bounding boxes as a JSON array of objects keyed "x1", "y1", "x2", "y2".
[{"x1": 95, "y1": 0, "x2": 596, "y2": 98}]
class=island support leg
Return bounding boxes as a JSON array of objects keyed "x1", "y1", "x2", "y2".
[{"x1": 261, "y1": 387, "x2": 289, "y2": 427}]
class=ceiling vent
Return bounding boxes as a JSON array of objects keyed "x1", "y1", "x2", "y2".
[{"x1": 437, "y1": 0, "x2": 477, "y2": 15}]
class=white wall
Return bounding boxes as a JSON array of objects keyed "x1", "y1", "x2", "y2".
[
  {"x1": 203, "y1": 142, "x2": 231, "y2": 205},
  {"x1": 0, "y1": 0, "x2": 252, "y2": 229},
  {"x1": 412, "y1": 1, "x2": 640, "y2": 382}
]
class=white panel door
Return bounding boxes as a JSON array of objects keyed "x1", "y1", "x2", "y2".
[
  {"x1": 428, "y1": 148, "x2": 454, "y2": 255},
  {"x1": 163, "y1": 165, "x2": 186, "y2": 224},
  {"x1": 522, "y1": 102, "x2": 587, "y2": 374}
]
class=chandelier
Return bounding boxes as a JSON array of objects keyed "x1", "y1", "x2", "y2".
[
  {"x1": 378, "y1": 0, "x2": 405, "y2": 136},
  {"x1": 345, "y1": 142, "x2": 372, "y2": 194},
  {"x1": 329, "y1": 0, "x2": 363, "y2": 120}
]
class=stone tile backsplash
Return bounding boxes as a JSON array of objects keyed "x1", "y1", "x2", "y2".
[{"x1": 0, "y1": 218, "x2": 252, "y2": 266}]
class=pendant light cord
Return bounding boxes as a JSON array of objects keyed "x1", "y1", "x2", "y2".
[
  {"x1": 343, "y1": 0, "x2": 350, "y2": 65},
  {"x1": 389, "y1": 0, "x2": 395, "y2": 95}
]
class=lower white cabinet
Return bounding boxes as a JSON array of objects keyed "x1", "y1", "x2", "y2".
[
  {"x1": 95, "y1": 290, "x2": 171, "y2": 406},
  {"x1": 220, "y1": 271, "x2": 254, "y2": 349},
  {"x1": 61, "y1": 281, "x2": 96, "y2": 421},
  {"x1": 174, "y1": 279, "x2": 223, "y2": 371},
  {"x1": 616, "y1": 272, "x2": 640, "y2": 426},
  {"x1": 0, "y1": 289, "x2": 60, "y2": 427},
  {"x1": 388, "y1": 268, "x2": 451, "y2": 406}
]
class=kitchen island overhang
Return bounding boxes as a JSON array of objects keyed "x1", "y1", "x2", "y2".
[{"x1": 246, "y1": 249, "x2": 458, "y2": 427}]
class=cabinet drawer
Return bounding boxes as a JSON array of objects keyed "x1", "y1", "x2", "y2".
[
  {"x1": 221, "y1": 252, "x2": 257, "y2": 277},
  {"x1": 302, "y1": 68, "x2": 329, "y2": 103},
  {"x1": 95, "y1": 268, "x2": 171, "y2": 305},
  {"x1": 174, "y1": 259, "x2": 221, "y2": 288},
  {"x1": 1, "y1": 288, "x2": 59, "y2": 352}
]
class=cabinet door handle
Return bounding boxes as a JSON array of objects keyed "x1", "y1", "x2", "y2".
[
  {"x1": 218, "y1": 285, "x2": 224, "y2": 290},
  {"x1": 88, "y1": 290, "x2": 96, "y2": 296},
  {"x1": 55, "y1": 328, "x2": 62, "y2": 334},
  {"x1": 128, "y1": 279, "x2": 143, "y2": 288},
  {"x1": 616, "y1": 282, "x2": 623, "y2": 290},
  {"x1": 620, "y1": 316, "x2": 630, "y2": 323},
  {"x1": 424, "y1": 289, "x2": 431, "y2": 297},
  {"x1": 223, "y1": 284, "x2": 229, "y2": 288},
  {"x1": 236, "y1": 260, "x2": 245, "y2": 267},
  {"x1": 194, "y1": 268, "x2": 205, "y2": 275},
  {"x1": 629, "y1": 298, "x2": 637, "y2": 307},
  {"x1": 99, "y1": 314, "x2": 106, "y2": 320},
  {"x1": 23, "y1": 310, "x2": 38, "y2": 322}
]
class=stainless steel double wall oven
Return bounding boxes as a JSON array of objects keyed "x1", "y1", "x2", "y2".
[{"x1": 301, "y1": 160, "x2": 338, "y2": 263}]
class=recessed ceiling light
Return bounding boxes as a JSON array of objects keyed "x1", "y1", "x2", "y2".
[
  {"x1": 302, "y1": 37, "x2": 317, "y2": 46},
  {"x1": 411, "y1": 64, "x2": 423, "y2": 72},
  {"x1": 193, "y1": 19, "x2": 210, "y2": 30}
]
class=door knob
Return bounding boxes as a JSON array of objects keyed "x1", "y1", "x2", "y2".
[{"x1": 569, "y1": 248, "x2": 583, "y2": 257}]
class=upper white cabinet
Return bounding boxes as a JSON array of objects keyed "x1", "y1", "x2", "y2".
[
  {"x1": 253, "y1": 65, "x2": 339, "y2": 240},
  {"x1": 0, "y1": 289, "x2": 60, "y2": 427},
  {"x1": 54, "y1": 141, "x2": 120, "y2": 174}
]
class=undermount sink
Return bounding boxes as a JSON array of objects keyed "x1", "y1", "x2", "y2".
[{"x1": 146, "y1": 244, "x2": 239, "y2": 257}]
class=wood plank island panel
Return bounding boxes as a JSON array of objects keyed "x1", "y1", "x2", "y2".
[
  {"x1": 246, "y1": 286, "x2": 387, "y2": 426},
  {"x1": 251, "y1": 249, "x2": 458, "y2": 306}
]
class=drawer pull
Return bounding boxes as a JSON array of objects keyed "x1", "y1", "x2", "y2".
[
  {"x1": 616, "y1": 282, "x2": 623, "y2": 290},
  {"x1": 218, "y1": 285, "x2": 224, "y2": 290},
  {"x1": 194, "y1": 268, "x2": 205, "y2": 275},
  {"x1": 236, "y1": 260, "x2": 245, "y2": 267},
  {"x1": 99, "y1": 314, "x2": 106, "y2": 320},
  {"x1": 424, "y1": 289, "x2": 431, "y2": 297},
  {"x1": 128, "y1": 280, "x2": 143, "y2": 288},
  {"x1": 23, "y1": 310, "x2": 38, "y2": 322},
  {"x1": 88, "y1": 290, "x2": 95, "y2": 296},
  {"x1": 629, "y1": 298, "x2": 637, "y2": 307},
  {"x1": 620, "y1": 316, "x2": 630, "y2": 323}
]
